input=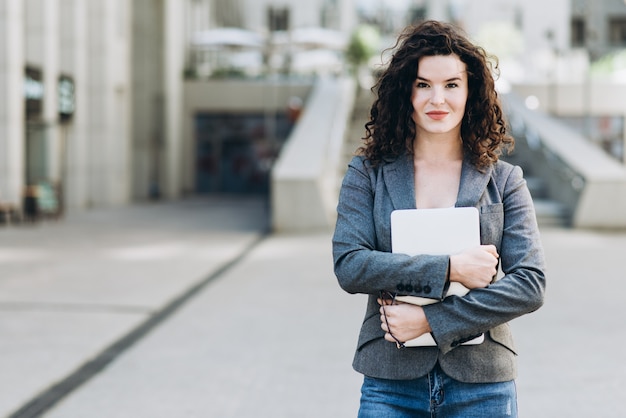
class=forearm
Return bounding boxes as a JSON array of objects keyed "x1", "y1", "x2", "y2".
[
  {"x1": 423, "y1": 267, "x2": 545, "y2": 353},
  {"x1": 334, "y1": 244, "x2": 450, "y2": 298}
]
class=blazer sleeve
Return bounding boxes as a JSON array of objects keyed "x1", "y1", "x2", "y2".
[
  {"x1": 423, "y1": 165, "x2": 547, "y2": 355},
  {"x1": 332, "y1": 156, "x2": 449, "y2": 300}
]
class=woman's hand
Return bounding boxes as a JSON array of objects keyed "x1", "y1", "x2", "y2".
[
  {"x1": 449, "y1": 244, "x2": 499, "y2": 289},
  {"x1": 378, "y1": 298, "x2": 431, "y2": 344}
]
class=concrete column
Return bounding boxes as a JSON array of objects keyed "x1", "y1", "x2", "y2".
[
  {"x1": 130, "y1": 0, "x2": 165, "y2": 200},
  {"x1": 339, "y1": 0, "x2": 356, "y2": 32},
  {"x1": 42, "y1": 0, "x2": 60, "y2": 184},
  {"x1": 164, "y1": 0, "x2": 184, "y2": 198},
  {"x1": 623, "y1": 115, "x2": 626, "y2": 165},
  {"x1": 112, "y1": 0, "x2": 132, "y2": 205},
  {"x1": 0, "y1": 0, "x2": 25, "y2": 205},
  {"x1": 86, "y1": 0, "x2": 132, "y2": 206},
  {"x1": 85, "y1": 0, "x2": 105, "y2": 206},
  {"x1": 427, "y1": 0, "x2": 449, "y2": 21},
  {"x1": 60, "y1": 0, "x2": 89, "y2": 210}
]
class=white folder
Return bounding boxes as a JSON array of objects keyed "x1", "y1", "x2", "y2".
[{"x1": 390, "y1": 207, "x2": 484, "y2": 346}]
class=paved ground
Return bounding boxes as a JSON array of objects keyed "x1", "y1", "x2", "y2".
[{"x1": 1, "y1": 197, "x2": 625, "y2": 417}]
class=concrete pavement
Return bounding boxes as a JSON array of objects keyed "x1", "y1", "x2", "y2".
[{"x1": 1, "y1": 197, "x2": 625, "y2": 417}]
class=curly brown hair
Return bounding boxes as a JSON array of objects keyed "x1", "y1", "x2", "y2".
[{"x1": 360, "y1": 20, "x2": 513, "y2": 169}]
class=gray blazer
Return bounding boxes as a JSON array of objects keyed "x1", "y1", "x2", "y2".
[{"x1": 332, "y1": 154, "x2": 546, "y2": 383}]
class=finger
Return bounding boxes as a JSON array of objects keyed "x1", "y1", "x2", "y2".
[
  {"x1": 482, "y1": 244, "x2": 499, "y2": 258},
  {"x1": 381, "y1": 305, "x2": 394, "y2": 317},
  {"x1": 380, "y1": 319, "x2": 388, "y2": 332}
]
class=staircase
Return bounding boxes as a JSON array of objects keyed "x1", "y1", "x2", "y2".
[
  {"x1": 502, "y1": 153, "x2": 569, "y2": 228},
  {"x1": 523, "y1": 177, "x2": 569, "y2": 227}
]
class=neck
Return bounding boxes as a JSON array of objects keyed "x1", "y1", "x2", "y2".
[{"x1": 413, "y1": 134, "x2": 463, "y2": 163}]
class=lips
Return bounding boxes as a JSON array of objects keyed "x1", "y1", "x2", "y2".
[{"x1": 426, "y1": 111, "x2": 449, "y2": 120}]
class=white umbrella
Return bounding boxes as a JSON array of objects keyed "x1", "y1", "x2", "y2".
[
  {"x1": 290, "y1": 49, "x2": 344, "y2": 74},
  {"x1": 271, "y1": 27, "x2": 348, "y2": 50},
  {"x1": 190, "y1": 27, "x2": 264, "y2": 49},
  {"x1": 292, "y1": 27, "x2": 348, "y2": 50}
]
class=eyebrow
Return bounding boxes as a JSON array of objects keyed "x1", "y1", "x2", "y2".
[{"x1": 417, "y1": 76, "x2": 463, "y2": 83}]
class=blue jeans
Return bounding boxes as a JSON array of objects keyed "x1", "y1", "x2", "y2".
[{"x1": 358, "y1": 364, "x2": 517, "y2": 417}]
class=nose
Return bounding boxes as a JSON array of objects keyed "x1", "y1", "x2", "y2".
[{"x1": 430, "y1": 86, "x2": 445, "y2": 105}]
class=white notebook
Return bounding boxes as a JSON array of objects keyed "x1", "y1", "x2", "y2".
[{"x1": 390, "y1": 207, "x2": 484, "y2": 347}]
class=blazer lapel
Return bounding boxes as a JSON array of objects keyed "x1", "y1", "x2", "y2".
[
  {"x1": 383, "y1": 154, "x2": 493, "y2": 209},
  {"x1": 382, "y1": 154, "x2": 416, "y2": 210},
  {"x1": 455, "y1": 156, "x2": 493, "y2": 208}
]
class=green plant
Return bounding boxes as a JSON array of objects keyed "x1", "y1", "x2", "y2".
[{"x1": 346, "y1": 25, "x2": 380, "y2": 72}]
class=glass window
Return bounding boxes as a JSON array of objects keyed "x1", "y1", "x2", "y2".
[
  {"x1": 268, "y1": 7, "x2": 289, "y2": 32},
  {"x1": 571, "y1": 17, "x2": 585, "y2": 47},
  {"x1": 609, "y1": 17, "x2": 626, "y2": 46}
]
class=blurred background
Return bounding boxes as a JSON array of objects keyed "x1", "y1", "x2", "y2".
[
  {"x1": 3, "y1": 2, "x2": 626, "y2": 417},
  {"x1": 1, "y1": 0, "x2": 626, "y2": 229}
]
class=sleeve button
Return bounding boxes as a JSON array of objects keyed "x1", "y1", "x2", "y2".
[{"x1": 423, "y1": 285, "x2": 432, "y2": 294}]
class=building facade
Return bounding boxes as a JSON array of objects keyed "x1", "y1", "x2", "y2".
[
  {"x1": 1, "y1": 0, "x2": 135, "y2": 213},
  {"x1": 571, "y1": 0, "x2": 626, "y2": 60},
  {"x1": 424, "y1": 0, "x2": 626, "y2": 82},
  {"x1": 0, "y1": 0, "x2": 189, "y2": 214},
  {"x1": 0, "y1": 0, "x2": 356, "y2": 217}
]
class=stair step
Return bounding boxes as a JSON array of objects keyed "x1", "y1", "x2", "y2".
[{"x1": 533, "y1": 199, "x2": 569, "y2": 227}]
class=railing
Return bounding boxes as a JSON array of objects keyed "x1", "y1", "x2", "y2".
[
  {"x1": 270, "y1": 76, "x2": 356, "y2": 232},
  {"x1": 503, "y1": 93, "x2": 626, "y2": 229}
]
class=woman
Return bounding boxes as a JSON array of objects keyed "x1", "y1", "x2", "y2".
[{"x1": 332, "y1": 20, "x2": 546, "y2": 417}]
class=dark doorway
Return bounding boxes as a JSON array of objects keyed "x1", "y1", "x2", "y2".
[{"x1": 195, "y1": 112, "x2": 294, "y2": 194}]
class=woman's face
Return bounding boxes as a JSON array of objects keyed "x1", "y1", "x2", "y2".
[{"x1": 410, "y1": 54, "x2": 468, "y2": 138}]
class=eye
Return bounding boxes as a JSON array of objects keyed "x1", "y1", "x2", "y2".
[
  {"x1": 416, "y1": 82, "x2": 429, "y2": 88},
  {"x1": 446, "y1": 82, "x2": 459, "y2": 88}
]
